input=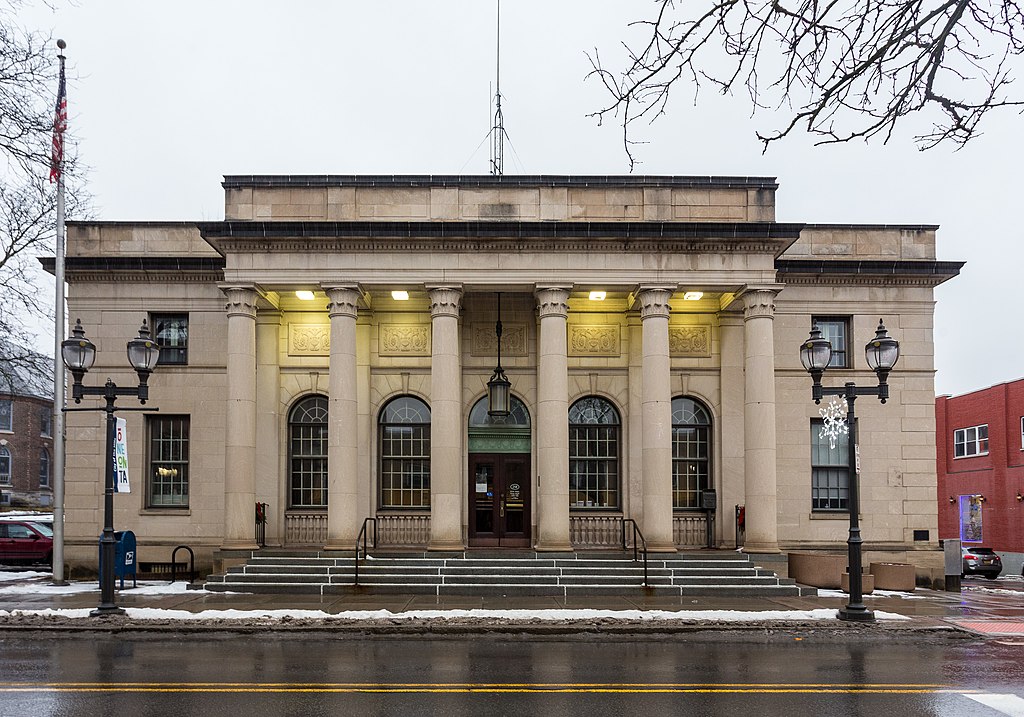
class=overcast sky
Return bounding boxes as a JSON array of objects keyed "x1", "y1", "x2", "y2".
[{"x1": 20, "y1": 0, "x2": 1022, "y2": 397}]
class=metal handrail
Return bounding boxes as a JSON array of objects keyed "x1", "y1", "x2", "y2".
[
  {"x1": 621, "y1": 518, "x2": 649, "y2": 586},
  {"x1": 353, "y1": 517, "x2": 377, "y2": 585}
]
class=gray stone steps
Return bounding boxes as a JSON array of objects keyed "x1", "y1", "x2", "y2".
[{"x1": 205, "y1": 550, "x2": 808, "y2": 597}]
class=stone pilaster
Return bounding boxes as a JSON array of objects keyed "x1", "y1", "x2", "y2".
[
  {"x1": 535, "y1": 286, "x2": 573, "y2": 551},
  {"x1": 221, "y1": 285, "x2": 259, "y2": 550},
  {"x1": 255, "y1": 310, "x2": 282, "y2": 547},
  {"x1": 740, "y1": 286, "x2": 782, "y2": 553},
  {"x1": 718, "y1": 312, "x2": 745, "y2": 547},
  {"x1": 427, "y1": 285, "x2": 464, "y2": 550},
  {"x1": 637, "y1": 286, "x2": 677, "y2": 553},
  {"x1": 322, "y1": 284, "x2": 362, "y2": 550}
]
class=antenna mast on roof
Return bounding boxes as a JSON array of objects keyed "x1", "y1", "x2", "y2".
[{"x1": 489, "y1": 0, "x2": 504, "y2": 176}]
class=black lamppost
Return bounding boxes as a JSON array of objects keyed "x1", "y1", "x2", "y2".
[
  {"x1": 487, "y1": 292, "x2": 511, "y2": 417},
  {"x1": 62, "y1": 319, "x2": 160, "y2": 616},
  {"x1": 800, "y1": 319, "x2": 900, "y2": 622}
]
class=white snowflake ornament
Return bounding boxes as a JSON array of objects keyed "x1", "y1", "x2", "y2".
[{"x1": 818, "y1": 396, "x2": 849, "y2": 450}]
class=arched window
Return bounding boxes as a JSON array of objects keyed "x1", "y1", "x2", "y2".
[
  {"x1": 468, "y1": 395, "x2": 531, "y2": 427},
  {"x1": 569, "y1": 397, "x2": 620, "y2": 509},
  {"x1": 289, "y1": 395, "x2": 328, "y2": 508},
  {"x1": 0, "y1": 446, "x2": 10, "y2": 485},
  {"x1": 672, "y1": 396, "x2": 712, "y2": 509},
  {"x1": 379, "y1": 396, "x2": 431, "y2": 509},
  {"x1": 39, "y1": 448, "x2": 50, "y2": 488}
]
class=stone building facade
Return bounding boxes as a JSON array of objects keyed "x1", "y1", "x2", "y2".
[{"x1": 53, "y1": 175, "x2": 961, "y2": 573}]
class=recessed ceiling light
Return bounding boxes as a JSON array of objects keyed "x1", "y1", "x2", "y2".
[
  {"x1": 589, "y1": 291, "x2": 607, "y2": 301},
  {"x1": 683, "y1": 291, "x2": 704, "y2": 301},
  {"x1": 295, "y1": 291, "x2": 315, "y2": 301},
  {"x1": 391, "y1": 290, "x2": 410, "y2": 301}
]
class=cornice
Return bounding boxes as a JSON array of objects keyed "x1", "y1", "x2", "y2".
[{"x1": 776, "y1": 259, "x2": 964, "y2": 287}]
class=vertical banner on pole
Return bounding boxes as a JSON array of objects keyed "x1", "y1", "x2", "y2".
[{"x1": 114, "y1": 418, "x2": 130, "y2": 493}]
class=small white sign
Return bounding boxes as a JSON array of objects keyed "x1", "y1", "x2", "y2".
[
  {"x1": 855, "y1": 444, "x2": 861, "y2": 475},
  {"x1": 114, "y1": 417, "x2": 130, "y2": 493}
]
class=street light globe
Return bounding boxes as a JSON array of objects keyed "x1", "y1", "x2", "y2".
[
  {"x1": 864, "y1": 319, "x2": 900, "y2": 373},
  {"x1": 127, "y1": 320, "x2": 161, "y2": 373},
  {"x1": 799, "y1": 324, "x2": 832, "y2": 372},
  {"x1": 61, "y1": 319, "x2": 96, "y2": 372}
]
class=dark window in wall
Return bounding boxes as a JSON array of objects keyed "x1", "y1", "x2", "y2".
[
  {"x1": 40, "y1": 407, "x2": 52, "y2": 437},
  {"x1": 811, "y1": 418, "x2": 849, "y2": 511},
  {"x1": 39, "y1": 448, "x2": 50, "y2": 488},
  {"x1": 379, "y1": 396, "x2": 431, "y2": 509},
  {"x1": 812, "y1": 317, "x2": 850, "y2": 368},
  {"x1": 0, "y1": 446, "x2": 10, "y2": 485},
  {"x1": 569, "y1": 396, "x2": 620, "y2": 509},
  {"x1": 289, "y1": 395, "x2": 328, "y2": 508},
  {"x1": 0, "y1": 400, "x2": 11, "y2": 432},
  {"x1": 152, "y1": 314, "x2": 189, "y2": 365},
  {"x1": 672, "y1": 397, "x2": 711, "y2": 509},
  {"x1": 148, "y1": 416, "x2": 190, "y2": 507},
  {"x1": 954, "y1": 424, "x2": 989, "y2": 458}
]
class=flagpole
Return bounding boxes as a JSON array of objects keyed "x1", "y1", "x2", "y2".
[{"x1": 51, "y1": 39, "x2": 67, "y2": 586}]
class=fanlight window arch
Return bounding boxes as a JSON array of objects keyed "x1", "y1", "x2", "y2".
[
  {"x1": 289, "y1": 395, "x2": 328, "y2": 508},
  {"x1": 468, "y1": 395, "x2": 531, "y2": 428},
  {"x1": 672, "y1": 396, "x2": 712, "y2": 509},
  {"x1": 379, "y1": 396, "x2": 431, "y2": 508},
  {"x1": 568, "y1": 396, "x2": 620, "y2": 509}
]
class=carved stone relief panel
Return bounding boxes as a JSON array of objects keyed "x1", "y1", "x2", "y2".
[
  {"x1": 289, "y1": 324, "x2": 331, "y2": 356},
  {"x1": 568, "y1": 325, "x2": 620, "y2": 357},
  {"x1": 379, "y1": 324, "x2": 431, "y2": 356},
  {"x1": 470, "y1": 323, "x2": 528, "y2": 357},
  {"x1": 669, "y1": 325, "x2": 712, "y2": 358}
]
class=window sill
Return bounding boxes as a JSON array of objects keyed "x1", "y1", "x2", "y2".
[
  {"x1": 953, "y1": 453, "x2": 990, "y2": 460},
  {"x1": 140, "y1": 508, "x2": 191, "y2": 516},
  {"x1": 809, "y1": 511, "x2": 855, "y2": 520}
]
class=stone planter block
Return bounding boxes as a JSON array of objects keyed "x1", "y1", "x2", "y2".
[
  {"x1": 788, "y1": 552, "x2": 847, "y2": 589},
  {"x1": 841, "y1": 571, "x2": 875, "y2": 594},
  {"x1": 869, "y1": 562, "x2": 916, "y2": 591}
]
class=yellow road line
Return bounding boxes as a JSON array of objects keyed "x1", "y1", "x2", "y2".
[{"x1": 0, "y1": 682, "x2": 954, "y2": 688}]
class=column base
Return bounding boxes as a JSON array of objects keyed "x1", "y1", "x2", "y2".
[
  {"x1": 741, "y1": 542, "x2": 781, "y2": 554},
  {"x1": 219, "y1": 540, "x2": 260, "y2": 551},
  {"x1": 645, "y1": 541, "x2": 678, "y2": 554},
  {"x1": 323, "y1": 541, "x2": 356, "y2": 552},
  {"x1": 427, "y1": 540, "x2": 466, "y2": 552},
  {"x1": 534, "y1": 541, "x2": 574, "y2": 552}
]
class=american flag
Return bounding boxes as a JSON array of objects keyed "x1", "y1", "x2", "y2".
[{"x1": 49, "y1": 60, "x2": 67, "y2": 183}]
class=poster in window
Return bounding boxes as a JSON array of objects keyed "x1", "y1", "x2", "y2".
[{"x1": 959, "y1": 494, "x2": 983, "y2": 543}]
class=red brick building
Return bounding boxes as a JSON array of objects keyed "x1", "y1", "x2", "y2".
[
  {"x1": 0, "y1": 349, "x2": 55, "y2": 509},
  {"x1": 936, "y1": 378, "x2": 1024, "y2": 572}
]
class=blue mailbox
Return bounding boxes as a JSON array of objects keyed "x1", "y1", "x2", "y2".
[{"x1": 98, "y1": 530, "x2": 137, "y2": 589}]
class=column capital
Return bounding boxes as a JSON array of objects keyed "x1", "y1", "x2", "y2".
[
  {"x1": 535, "y1": 285, "x2": 571, "y2": 319},
  {"x1": 636, "y1": 286, "x2": 675, "y2": 320},
  {"x1": 221, "y1": 285, "x2": 258, "y2": 319},
  {"x1": 739, "y1": 285, "x2": 783, "y2": 321},
  {"x1": 426, "y1": 285, "x2": 463, "y2": 319},
  {"x1": 322, "y1": 284, "x2": 362, "y2": 319}
]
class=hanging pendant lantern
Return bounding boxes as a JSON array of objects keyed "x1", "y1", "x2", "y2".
[{"x1": 487, "y1": 292, "x2": 511, "y2": 416}]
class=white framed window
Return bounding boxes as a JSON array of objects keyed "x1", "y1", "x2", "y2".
[
  {"x1": 811, "y1": 316, "x2": 850, "y2": 368},
  {"x1": 0, "y1": 446, "x2": 10, "y2": 485},
  {"x1": 0, "y1": 400, "x2": 12, "y2": 432},
  {"x1": 954, "y1": 424, "x2": 989, "y2": 458},
  {"x1": 41, "y1": 407, "x2": 52, "y2": 437},
  {"x1": 39, "y1": 448, "x2": 50, "y2": 488}
]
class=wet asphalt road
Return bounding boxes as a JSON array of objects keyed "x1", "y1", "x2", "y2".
[{"x1": 2, "y1": 633, "x2": 1024, "y2": 716}]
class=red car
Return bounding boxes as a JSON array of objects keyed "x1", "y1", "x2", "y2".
[{"x1": 0, "y1": 521, "x2": 53, "y2": 565}]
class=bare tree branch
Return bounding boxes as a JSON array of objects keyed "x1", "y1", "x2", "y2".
[{"x1": 587, "y1": 0, "x2": 1024, "y2": 167}]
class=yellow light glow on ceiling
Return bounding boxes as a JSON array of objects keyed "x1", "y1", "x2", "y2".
[
  {"x1": 391, "y1": 290, "x2": 410, "y2": 301},
  {"x1": 295, "y1": 291, "x2": 316, "y2": 301},
  {"x1": 683, "y1": 291, "x2": 704, "y2": 301},
  {"x1": 589, "y1": 291, "x2": 607, "y2": 301}
]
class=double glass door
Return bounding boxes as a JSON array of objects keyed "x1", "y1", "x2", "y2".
[{"x1": 468, "y1": 453, "x2": 531, "y2": 547}]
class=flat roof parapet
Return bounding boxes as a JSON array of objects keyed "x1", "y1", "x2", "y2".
[{"x1": 221, "y1": 174, "x2": 780, "y2": 190}]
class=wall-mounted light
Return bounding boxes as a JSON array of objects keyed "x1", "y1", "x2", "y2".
[
  {"x1": 391, "y1": 290, "x2": 410, "y2": 301},
  {"x1": 1016, "y1": 492, "x2": 1023, "y2": 502},
  {"x1": 295, "y1": 290, "x2": 315, "y2": 301},
  {"x1": 589, "y1": 290, "x2": 606, "y2": 301},
  {"x1": 683, "y1": 291, "x2": 704, "y2": 301},
  {"x1": 949, "y1": 496, "x2": 956, "y2": 505},
  {"x1": 978, "y1": 494, "x2": 987, "y2": 503}
]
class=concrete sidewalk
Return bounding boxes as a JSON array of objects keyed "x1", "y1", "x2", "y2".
[{"x1": 3, "y1": 571, "x2": 1024, "y2": 637}]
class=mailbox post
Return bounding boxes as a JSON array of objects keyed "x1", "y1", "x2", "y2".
[{"x1": 701, "y1": 490, "x2": 717, "y2": 549}]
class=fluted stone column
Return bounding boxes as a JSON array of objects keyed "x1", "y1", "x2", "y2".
[
  {"x1": 323, "y1": 285, "x2": 361, "y2": 550},
  {"x1": 741, "y1": 287, "x2": 781, "y2": 553},
  {"x1": 427, "y1": 286, "x2": 464, "y2": 550},
  {"x1": 535, "y1": 286, "x2": 572, "y2": 552},
  {"x1": 221, "y1": 286, "x2": 259, "y2": 550},
  {"x1": 638, "y1": 286, "x2": 676, "y2": 553}
]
